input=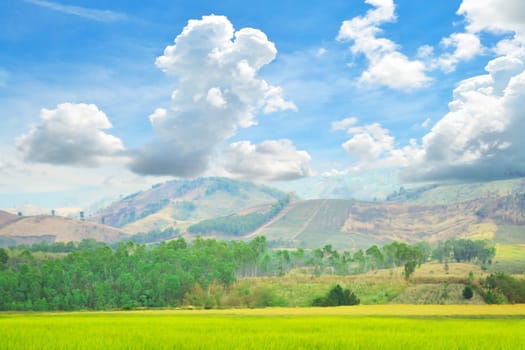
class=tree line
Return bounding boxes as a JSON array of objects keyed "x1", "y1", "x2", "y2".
[{"x1": 0, "y1": 237, "x2": 495, "y2": 311}]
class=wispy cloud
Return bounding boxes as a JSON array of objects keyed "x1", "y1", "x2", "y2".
[{"x1": 25, "y1": 0, "x2": 129, "y2": 22}]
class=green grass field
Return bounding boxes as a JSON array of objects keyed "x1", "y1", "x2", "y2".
[{"x1": 2, "y1": 306, "x2": 525, "y2": 349}]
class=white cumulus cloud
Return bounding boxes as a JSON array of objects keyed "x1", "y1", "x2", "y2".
[
  {"x1": 403, "y1": 53, "x2": 525, "y2": 181},
  {"x1": 222, "y1": 139, "x2": 312, "y2": 181},
  {"x1": 335, "y1": 0, "x2": 525, "y2": 182},
  {"x1": 335, "y1": 120, "x2": 420, "y2": 171},
  {"x1": 338, "y1": 0, "x2": 430, "y2": 90},
  {"x1": 130, "y1": 15, "x2": 297, "y2": 177},
  {"x1": 436, "y1": 32, "x2": 483, "y2": 72},
  {"x1": 457, "y1": 0, "x2": 525, "y2": 36},
  {"x1": 399, "y1": 0, "x2": 525, "y2": 181},
  {"x1": 16, "y1": 103, "x2": 124, "y2": 166}
]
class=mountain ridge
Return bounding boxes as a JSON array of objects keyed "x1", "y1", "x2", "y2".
[{"x1": 1, "y1": 177, "x2": 524, "y2": 249}]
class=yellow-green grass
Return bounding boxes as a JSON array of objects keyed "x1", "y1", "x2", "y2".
[
  {"x1": 491, "y1": 243, "x2": 525, "y2": 274},
  {"x1": 231, "y1": 273, "x2": 407, "y2": 306},
  {"x1": 229, "y1": 262, "x2": 487, "y2": 307},
  {"x1": 495, "y1": 243, "x2": 525, "y2": 261},
  {"x1": 2, "y1": 306, "x2": 525, "y2": 350}
]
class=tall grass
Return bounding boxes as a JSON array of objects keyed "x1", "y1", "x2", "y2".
[{"x1": 1, "y1": 306, "x2": 525, "y2": 349}]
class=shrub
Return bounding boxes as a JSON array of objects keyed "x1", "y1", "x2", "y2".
[
  {"x1": 484, "y1": 273, "x2": 525, "y2": 303},
  {"x1": 312, "y1": 284, "x2": 360, "y2": 307},
  {"x1": 462, "y1": 285, "x2": 474, "y2": 299}
]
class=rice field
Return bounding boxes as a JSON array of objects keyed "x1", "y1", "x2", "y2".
[{"x1": 1, "y1": 305, "x2": 525, "y2": 349}]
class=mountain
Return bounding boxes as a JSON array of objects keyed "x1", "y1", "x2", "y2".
[
  {"x1": 3, "y1": 205, "x2": 83, "y2": 218},
  {"x1": 0, "y1": 215, "x2": 128, "y2": 246},
  {"x1": 385, "y1": 178, "x2": 525, "y2": 205},
  {"x1": 272, "y1": 172, "x2": 525, "y2": 205},
  {"x1": 87, "y1": 176, "x2": 525, "y2": 249},
  {"x1": 5, "y1": 176, "x2": 523, "y2": 250},
  {"x1": 0, "y1": 210, "x2": 17, "y2": 227},
  {"x1": 91, "y1": 177, "x2": 286, "y2": 234},
  {"x1": 186, "y1": 193, "x2": 525, "y2": 249},
  {"x1": 272, "y1": 168, "x2": 405, "y2": 201}
]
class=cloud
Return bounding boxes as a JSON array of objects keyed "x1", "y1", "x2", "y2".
[
  {"x1": 130, "y1": 15, "x2": 296, "y2": 177},
  {"x1": 402, "y1": 54, "x2": 525, "y2": 181},
  {"x1": 421, "y1": 118, "x2": 432, "y2": 129},
  {"x1": 420, "y1": 0, "x2": 523, "y2": 74},
  {"x1": 222, "y1": 140, "x2": 312, "y2": 181},
  {"x1": 398, "y1": 0, "x2": 525, "y2": 181},
  {"x1": 331, "y1": 117, "x2": 358, "y2": 131},
  {"x1": 338, "y1": 0, "x2": 430, "y2": 90},
  {"x1": 316, "y1": 48, "x2": 327, "y2": 57},
  {"x1": 332, "y1": 0, "x2": 525, "y2": 182},
  {"x1": 435, "y1": 32, "x2": 483, "y2": 72},
  {"x1": 24, "y1": 0, "x2": 129, "y2": 22},
  {"x1": 338, "y1": 122, "x2": 419, "y2": 169},
  {"x1": 457, "y1": 0, "x2": 525, "y2": 35},
  {"x1": 16, "y1": 103, "x2": 125, "y2": 166},
  {"x1": 342, "y1": 123, "x2": 394, "y2": 162}
]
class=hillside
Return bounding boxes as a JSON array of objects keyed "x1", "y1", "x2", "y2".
[
  {"x1": 5, "y1": 177, "x2": 523, "y2": 249},
  {"x1": 273, "y1": 168, "x2": 403, "y2": 201},
  {"x1": 187, "y1": 193, "x2": 525, "y2": 249},
  {"x1": 0, "y1": 210, "x2": 17, "y2": 227},
  {"x1": 3, "y1": 205, "x2": 83, "y2": 218},
  {"x1": 91, "y1": 177, "x2": 286, "y2": 234},
  {"x1": 0, "y1": 215, "x2": 128, "y2": 246},
  {"x1": 386, "y1": 178, "x2": 525, "y2": 205}
]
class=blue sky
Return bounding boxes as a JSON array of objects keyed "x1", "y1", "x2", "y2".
[{"x1": 0, "y1": 0, "x2": 524, "y2": 209}]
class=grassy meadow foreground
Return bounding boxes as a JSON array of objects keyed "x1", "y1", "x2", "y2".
[{"x1": 2, "y1": 305, "x2": 525, "y2": 350}]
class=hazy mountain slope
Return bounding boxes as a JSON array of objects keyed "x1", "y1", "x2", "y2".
[
  {"x1": 0, "y1": 210, "x2": 17, "y2": 227},
  {"x1": 0, "y1": 215, "x2": 128, "y2": 245},
  {"x1": 3, "y1": 205, "x2": 83, "y2": 218},
  {"x1": 273, "y1": 172, "x2": 525, "y2": 206},
  {"x1": 272, "y1": 169, "x2": 404, "y2": 201},
  {"x1": 91, "y1": 177, "x2": 286, "y2": 233},
  {"x1": 386, "y1": 178, "x2": 525, "y2": 205},
  {"x1": 188, "y1": 193, "x2": 524, "y2": 249}
]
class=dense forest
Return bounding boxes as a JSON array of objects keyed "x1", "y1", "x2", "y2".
[{"x1": 0, "y1": 237, "x2": 496, "y2": 311}]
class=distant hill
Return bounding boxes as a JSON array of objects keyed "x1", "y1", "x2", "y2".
[
  {"x1": 3, "y1": 205, "x2": 83, "y2": 218},
  {"x1": 187, "y1": 193, "x2": 525, "y2": 249},
  {"x1": 272, "y1": 172, "x2": 525, "y2": 205},
  {"x1": 0, "y1": 210, "x2": 17, "y2": 227},
  {"x1": 0, "y1": 215, "x2": 128, "y2": 246},
  {"x1": 272, "y1": 168, "x2": 403, "y2": 201},
  {"x1": 385, "y1": 178, "x2": 525, "y2": 205},
  {"x1": 91, "y1": 177, "x2": 286, "y2": 234},
  {"x1": 5, "y1": 176, "x2": 523, "y2": 250}
]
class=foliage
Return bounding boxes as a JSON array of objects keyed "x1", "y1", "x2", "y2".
[
  {"x1": 483, "y1": 273, "x2": 525, "y2": 304},
  {"x1": 13, "y1": 241, "x2": 72, "y2": 253},
  {"x1": 120, "y1": 227, "x2": 180, "y2": 244},
  {"x1": 432, "y1": 239, "x2": 495, "y2": 264},
  {"x1": 312, "y1": 284, "x2": 359, "y2": 306},
  {"x1": 0, "y1": 237, "x2": 267, "y2": 311},
  {"x1": 138, "y1": 199, "x2": 171, "y2": 219},
  {"x1": 0, "y1": 248, "x2": 8, "y2": 266},
  {"x1": 385, "y1": 184, "x2": 441, "y2": 202},
  {"x1": 188, "y1": 196, "x2": 290, "y2": 235},
  {"x1": 462, "y1": 285, "x2": 474, "y2": 299},
  {"x1": 0, "y1": 235, "x2": 502, "y2": 311}
]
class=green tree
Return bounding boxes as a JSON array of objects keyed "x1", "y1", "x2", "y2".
[
  {"x1": 0, "y1": 248, "x2": 8, "y2": 267},
  {"x1": 462, "y1": 285, "x2": 474, "y2": 299},
  {"x1": 312, "y1": 284, "x2": 360, "y2": 307}
]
